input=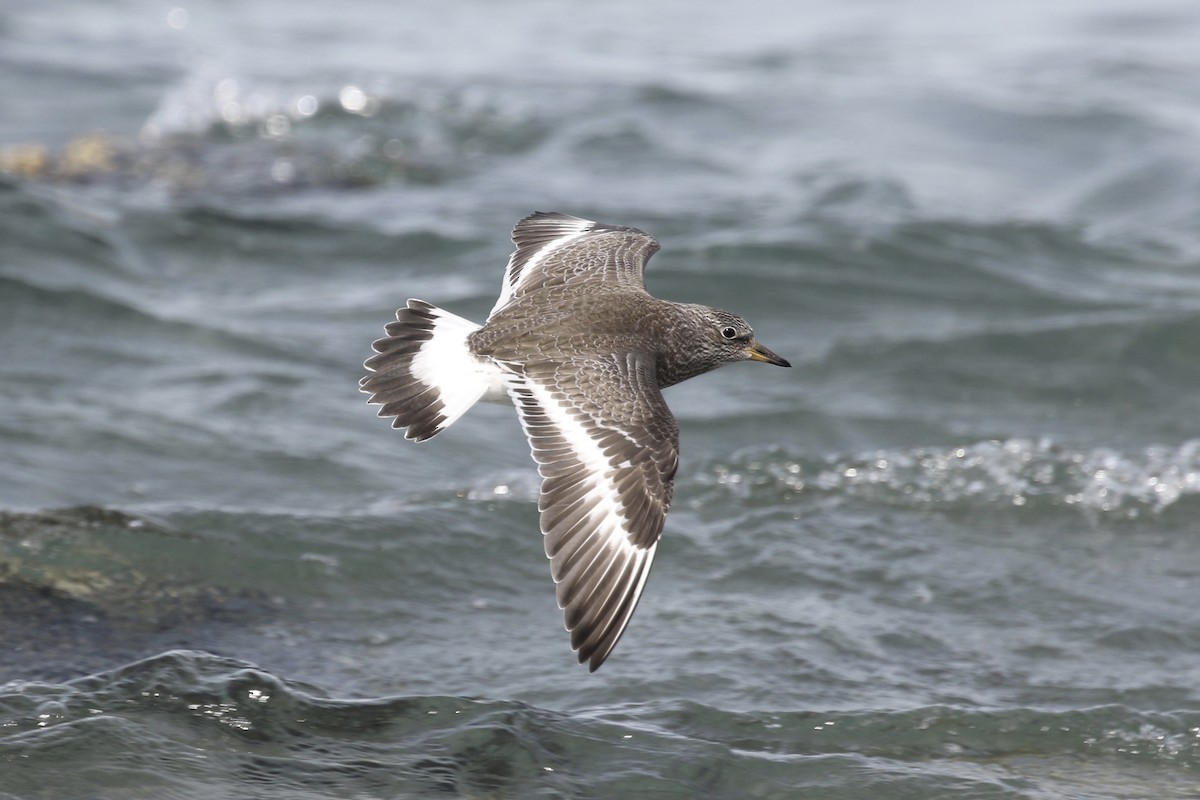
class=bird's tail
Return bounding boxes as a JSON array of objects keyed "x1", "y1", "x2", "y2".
[{"x1": 361, "y1": 299, "x2": 492, "y2": 442}]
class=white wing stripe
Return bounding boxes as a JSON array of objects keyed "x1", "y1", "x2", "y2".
[{"x1": 510, "y1": 378, "x2": 629, "y2": 545}]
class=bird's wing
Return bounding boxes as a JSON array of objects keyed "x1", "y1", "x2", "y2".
[
  {"x1": 503, "y1": 351, "x2": 679, "y2": 670},
  {"x1": 488, "y1": 212, "x2": 660, "y2": 319}
]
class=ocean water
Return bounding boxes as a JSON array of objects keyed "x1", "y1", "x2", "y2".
[{"x1": 3, "y1": 0, "x2": 1200, "y2": 797}]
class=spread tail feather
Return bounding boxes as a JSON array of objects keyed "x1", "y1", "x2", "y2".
[{"x1": 361, "y1": 299, "x2": 493, "y2": 441}]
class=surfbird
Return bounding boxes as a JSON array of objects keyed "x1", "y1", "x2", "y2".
[{"x1": 361, "y1": 212, "x2": 790, "y2": 671}]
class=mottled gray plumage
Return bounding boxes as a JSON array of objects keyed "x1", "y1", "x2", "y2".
[{"x1": 362, "y1": 212, "x2": 790, "y2": 671}]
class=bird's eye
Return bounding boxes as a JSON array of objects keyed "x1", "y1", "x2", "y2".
[{"x1": 720, "y1": 326, "x2": 738, "y2": 340}]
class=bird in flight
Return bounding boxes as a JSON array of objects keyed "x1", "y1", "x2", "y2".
[{"x1": 362, "y1": 212, "x2": 790, "y2": 670}]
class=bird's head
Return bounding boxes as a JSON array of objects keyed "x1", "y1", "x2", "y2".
[{"x1": 702, "y1": 308, "x2": 791, "y2": 369}]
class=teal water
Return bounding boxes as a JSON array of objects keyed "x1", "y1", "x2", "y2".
[{"x1": 3, "y1": 1, "x2": 1200, "y2": 797}]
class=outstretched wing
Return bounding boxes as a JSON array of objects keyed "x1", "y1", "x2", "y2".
[
  {"x1": 504, "y1": 352, "x2": 679, "y2": 671},
  {"x1": 489, "y1": 212, "x2": 660, "y2": 319}
]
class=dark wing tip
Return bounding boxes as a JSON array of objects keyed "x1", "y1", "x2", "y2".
[
  {"x1": 513, "y1": 211, "x2": 652, "y2": 240},
  {"x1": 558, "y1": 540, "x2": 657, "y2": 673},
  {"x1": 511, "y1": 211, "x2": 590, "y2": 241},
  {"x1": 525, "y1": 210, "x2": 581, "y2": 222}
]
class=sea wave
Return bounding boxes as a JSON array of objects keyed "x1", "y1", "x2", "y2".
[
  {"x1": 2, "y1": 74, "x2": 550, "y2": 195},
  {"x1": 693, "y1": 438, "x2": 1200, "y2": 519},
  {"x1": 1, "y1": 650, "x2": 1195, "y2": 798}
]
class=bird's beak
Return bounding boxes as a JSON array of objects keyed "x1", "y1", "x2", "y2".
[{"x1": 745, "y1": 340, "x2": 791, "y2": 368}]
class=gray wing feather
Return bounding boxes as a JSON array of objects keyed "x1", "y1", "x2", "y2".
[
  {"x1": 506, "y1": 352, "x2": 678, "y2": 670},
  {"x1": 489, "y1": 212, "x2": 660, "y2": 318}
]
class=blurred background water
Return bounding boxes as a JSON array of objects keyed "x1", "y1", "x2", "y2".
[{"x1": 2, "y1": 1, "x2": 1200, "y2": 797}]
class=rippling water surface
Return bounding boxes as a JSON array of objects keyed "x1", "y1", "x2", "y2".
[{"x1": 3, "y1": 1, "x2": 1200, "y2": 797}]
